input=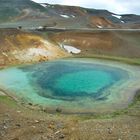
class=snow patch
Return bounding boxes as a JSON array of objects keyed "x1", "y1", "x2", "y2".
[
  {"x1": 38, "y1": 26, "x2": 43, "y2": 29},
  {"x1": 112, "y1": 14, "x2": 122, "y2": 19},
  {"x1": 121, "y1": 20, "x2": 125, "y2": 23},
  {"x1": 39, "y1": 3, "x2": 46, "y2": 8},
  {"x1": 60, "y1": 14, "x2": 70, "y2": 18},
  {"x1": 71, "y1": 15, "x2": 76, "y2": 18},
  {"x1": 61, "y1": 45, "x2": 81, "y2": 54},
  {"x1": 97, "y1": 25, "x2": 103, "y2": 28}
]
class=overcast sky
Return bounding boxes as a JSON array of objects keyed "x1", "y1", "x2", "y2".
[{"x1": 32, "y1": 0, "x2": 140, "y2": 15}]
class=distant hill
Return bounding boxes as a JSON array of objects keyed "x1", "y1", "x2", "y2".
[
  {"x1": 0, "y1": 0, "x2": 48, "y2": 22},
  {"x1": 0, "y1": 0, "x2": 140, "y2": 29}
]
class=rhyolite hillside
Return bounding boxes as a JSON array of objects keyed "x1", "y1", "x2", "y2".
[{"x1": 0, "y1": 0, "x2": 140, "y2": 29}]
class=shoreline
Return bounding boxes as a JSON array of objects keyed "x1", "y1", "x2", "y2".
[
  {"x1": 0, "y1": 88, "x2": 18, "y2": 102},
  {"x1": 1, "y1": 54, "x2": 140, "y2": 71},
  {"x1": 0, "y1": 66, "x2": 139, "y2": 136},
  {"x1": 0, "y1": 57, "x2": 140, "y2": 116},
  {"x1": 0, "y1": 85, "x2": 140, "y2": 118}
]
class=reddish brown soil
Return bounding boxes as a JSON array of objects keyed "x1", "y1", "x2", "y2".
[
  {"x1": 0, "y1": 95, "x2": 140, "y2": 140},
  {"x1": 49, "y1": 30, "x2": 140, "y2": 58},
  {"x1": 0, "y1": 29, "x2": 69, "y2": 67}
]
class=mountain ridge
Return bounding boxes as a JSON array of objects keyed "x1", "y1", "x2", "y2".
[{"x1": 0, "y1": 0, "x2": 139, "y2": 29}]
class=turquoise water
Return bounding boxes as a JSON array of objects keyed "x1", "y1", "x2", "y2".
[
  {"x1": 55, "y1": 70, "x2": 112, "y2": 93},
  {"x1": 0, "y1": 59, "x2": 130, "y2": 113}
]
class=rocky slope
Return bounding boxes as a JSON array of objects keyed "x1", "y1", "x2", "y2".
[
  {"x1": 49, "y1": 30, "x2": 140, "y2": 58},
  {"x1": 0, "y1": 29, "x2": 69, "y2": 67},
  {"x1": 0, "y1": 0, "x2": 139, "y2": 29}
]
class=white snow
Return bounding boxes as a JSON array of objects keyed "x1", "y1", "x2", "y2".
[
  {"x1": 44, "y1": 4, "x2": 51, "y2": 7},
  {"x1": 39, "y1": 3, "x2": 46, "y2": 8},
  {"x1": 71, "y1": 15, "x2": 76, "y2": 18},
  {"x1": 112, "y1": 14, "x2": 122, "y2": 19},
  {"x1": 60, "y1": 14, "x2": 70, "y2": 18},
  {"x1": 60, "y1": 14, "x2": 76, "y2": 18},
  {"x1": 121, "y1": 20, "x2": 125, "y2": 23},
  {"x1": 97, "y1": 25, "x2": 103, "y2": 28},
  {"x1": 61, "y1": 45, "x2": 81, "y2": 54},
  {"x1": 38, "y1": 26, "x2": 43, "y2": 29}
]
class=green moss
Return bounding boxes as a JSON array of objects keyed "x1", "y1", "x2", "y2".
[
  {"x1": 0, "y1": 95, "x2": 17, "y2": 107},
  {"x1": 128, "y1": 91, "x2": 140, "y2": 108},
  {"x1": 78, "y1": 91, "x2": 140, "y2": 120}
]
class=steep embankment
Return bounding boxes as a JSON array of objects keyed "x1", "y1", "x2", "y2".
[
  {"x1": 0, "y1": 29, "x2": 69, "y2": 67},
  {"x1": 49, "y1": 30, "x2": 140, "y2": 59}
]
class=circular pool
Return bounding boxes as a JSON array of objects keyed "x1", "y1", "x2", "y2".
[
  {"x1": 0, "y1": 58, "x2": 140, "y2": 114},
  {"x1": 33, "y1": 61, "x2": 127, "y2": 101}
]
